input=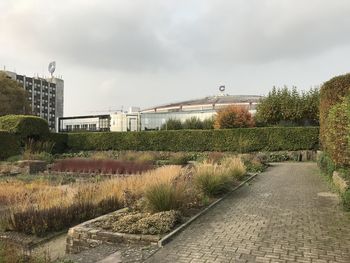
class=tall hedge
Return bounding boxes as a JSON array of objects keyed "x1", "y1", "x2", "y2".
[
  {"x1": 66, "y1": 127, "x2": 319, "y2": 153},
  {"x1": 0, "y1": 131, "x2": 21, "y2": 159},
  {"x1": 324, "y1": 96, "x2": 350, "y2": 166},
  {"x1": 0, "y1": 115, "x2": 49, "y2": 141},
  {"x1": 320, "y1": 73, "x2": 350, "y2": 148}
]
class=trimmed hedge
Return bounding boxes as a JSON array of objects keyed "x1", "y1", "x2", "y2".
[
  {"x1": 0, "y1": 131, "x2": 21, "y2": 159},
  {"x1": 66, "y1": 127, "x2": 319, "y2": 153},
  {"x1": 49, "y1": 133, "x2": 68, "y2": 154},
  {"x1": 320, "y1": 73, "x2": 350, "y2": 148},
  {"x1": 324, "y1": 97, "x2": 350, "y2": 166},
  {"x1": 0, "y1": 115, "x2": 49, "y2": 141}
]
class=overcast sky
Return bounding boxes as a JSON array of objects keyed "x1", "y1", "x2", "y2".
[{"x1": 1, "y1": 0, "x2": 350, "y2": 116}]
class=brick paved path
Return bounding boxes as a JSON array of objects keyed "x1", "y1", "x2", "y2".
[{"x1": 146, "y1": 163, "x2": 350, "y2": 263}]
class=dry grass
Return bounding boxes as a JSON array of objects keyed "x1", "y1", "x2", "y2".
[
  {"x1": 0, "y1": 166, "x2": 182, "y2": 212},
  {"x1": 221, "y1": 157, "x2": 246, "y2": 180}
]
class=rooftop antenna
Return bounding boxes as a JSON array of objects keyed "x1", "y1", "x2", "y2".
[{"x1": 48, "y1": 61, "x2": 56, "y2": 78}]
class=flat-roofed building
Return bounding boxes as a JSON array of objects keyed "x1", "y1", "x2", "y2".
[
  {"x1": 1, "y1": 70, "x2": 64, "y2": 131},
  {"x1": 140, "y1": 95, "x2": 262, "y2": 130}
]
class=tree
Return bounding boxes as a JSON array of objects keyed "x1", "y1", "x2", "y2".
[
  {"x1": 255, "y1": 86, "x2": 319, "y2": 126},
  {"x1": 214, "y1": 106, "x2": 255, "y2": 129},
  {"x1": 183, "y1": 117, "x2": 203, "y2": 129},
  {"x1": 161, "y1": 118, "x2": 182, "y2": 130},
  {"x1": 0, "y1": 73, "x2": 31, "y2": 116}
]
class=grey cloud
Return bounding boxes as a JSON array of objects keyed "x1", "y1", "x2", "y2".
[{"x1": 3, "y1": 0, "x2": 350, "y2": 73}]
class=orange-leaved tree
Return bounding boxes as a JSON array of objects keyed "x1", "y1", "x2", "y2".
[{"x1": 214, "y1": 106, "x2": 255, "y2": 129}]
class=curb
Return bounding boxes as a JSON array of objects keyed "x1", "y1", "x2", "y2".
[{"x1": 157, "y1": 172, "x2": 258, "y2": 247}]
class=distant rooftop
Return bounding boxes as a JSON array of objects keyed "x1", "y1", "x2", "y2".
[{"x1": 141, "y1": 95, "x2": 263, "y2": 112}]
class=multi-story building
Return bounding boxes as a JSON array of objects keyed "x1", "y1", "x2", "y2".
[{"x1": 1, "y1": 70, "x2": 64, "y2": 131}]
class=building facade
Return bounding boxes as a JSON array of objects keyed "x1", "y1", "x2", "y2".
[
  {"x1": 1, "y1": 70, "x2": 64, "y2": 131},
  {"x1": 58, "y1": 111, "x2": 140, "y2": 133},
  {"x1": 57, "y1": 95, "x2": 262, "y2": 133},
  {"x1": 140, "y1": 95, "x2": 262, "y2": 130}
]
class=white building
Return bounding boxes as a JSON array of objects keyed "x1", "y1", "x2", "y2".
[{"x1": 139, "y1": 95, "x2": 262, "y2": 130}]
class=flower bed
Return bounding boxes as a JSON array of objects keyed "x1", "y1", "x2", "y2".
[{"x1": 50, "y1": 158, "x2": 154, "y2": 175}]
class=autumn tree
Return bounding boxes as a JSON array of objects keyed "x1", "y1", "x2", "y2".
[
  {"x1": 0, "y1": 73, "x2": 31, "y2": 116},
  {"x1": 214, "y1": 106, "x2": 255, "y2": 129}
]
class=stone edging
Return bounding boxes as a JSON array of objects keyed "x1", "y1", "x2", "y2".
[{"x1": 157, "y1": 172, "x2": 258, "y2": 247}]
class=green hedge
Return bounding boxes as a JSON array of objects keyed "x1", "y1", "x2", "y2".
[
  {"x1": 48, "y1": 133, "x2": 68, "y2": 154},
  {"x1": 320, "y1": 73, "x2": 350, "y2": 149},
  {"x1": 0, "y1": 130, "x2": 21, "y2": 159},
  {"x1": 0, "y1": 115, "x2": 49, "y2": 141},
  {"x1": 66, "y1": 127, "x2": 319, "y2": 152}
]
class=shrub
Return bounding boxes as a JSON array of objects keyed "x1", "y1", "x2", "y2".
[
  {"x1": 214, "y1": 105, "x2": 255, "y2": 129},
  {"x1": 161, "y1": 118, "x2": 182, "y2": 130},
  {"x1": 0, "y1": 115, "x2": 49, "y2": 141},
  {"x1": 67, "y1": 127, "x2": 319, "y2": 153},
  {"x1": 202, "y1": 117, "x2": 214, "y2": 129},
  {"x1": 183, "y1": 117, "x2": 204, "y2": 129},
  {"x1": 317, "y1": 152, "x2": 335, "y2": 177},
  {"x1": 49, "y1": 133, "x2": 68, "y2": 153},
  {"x1": 145, "y1": 182, "x2": 185, "y2": 212},
  {"x1": 194, "y1": 164, "x2": 232, "y2": 197},
  {"x1": 256, "y1": 86, "x2": 319, "y2": 126},
  {"x1": 0, "y1": 130, "x2": 21, "y2": 160},
  {"x1": 320, "y1": 73, "x2": 350, "y2": 148},
  {"x1": 51, "y1": 159, "x2": 154, "y2": 174}
]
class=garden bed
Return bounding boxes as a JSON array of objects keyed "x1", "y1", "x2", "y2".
[
  {"x1": 50, "y1": 158, "x2": 154, "y2": 175},
  {"x1": 66, "y1": 172, "x2": 258, "y2": 254}
]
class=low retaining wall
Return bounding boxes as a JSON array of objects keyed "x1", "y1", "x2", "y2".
[{"x1": 66, "y1": 208, "x2": 160, "y2": 254}]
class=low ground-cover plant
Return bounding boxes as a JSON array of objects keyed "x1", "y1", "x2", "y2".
[
  {"x1": 51, "y1": 158, "x2": 154, "y2": 175},
  {"x1": 94, "y1": 210, "x2": 181, "y2": 235}
]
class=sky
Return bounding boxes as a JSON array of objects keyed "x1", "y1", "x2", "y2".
[{"x1": 1, "y1": 0, "x2": 350, "y2": 116}]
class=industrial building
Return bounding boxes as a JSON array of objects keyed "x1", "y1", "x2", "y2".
[
  {"x1": 1, "y1": 70, "x2": 64, "y2": 131},
  {"x1": 58, "y1": 95, "x2": 262, "y2": 132}
]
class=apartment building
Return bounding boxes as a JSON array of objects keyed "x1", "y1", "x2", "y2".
[{"x1": 1, "y1": 70, "x2": 64, "y2": 131}]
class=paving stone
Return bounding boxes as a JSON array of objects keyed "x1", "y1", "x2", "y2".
[{"x1": 146, "y1": 163, "x2": 350, "y2": 262}]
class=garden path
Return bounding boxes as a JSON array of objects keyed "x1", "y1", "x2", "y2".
[{"x1": 146, "y1": 162, "x2": 350, "y2": 263}]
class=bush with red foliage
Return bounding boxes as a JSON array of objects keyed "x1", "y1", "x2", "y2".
[
  {"x1": 51, "y1": 158, "x2": 153, "y2": 174},
  {"x1": 214, "y1": 106, "x2": 255, "y2": 129}
]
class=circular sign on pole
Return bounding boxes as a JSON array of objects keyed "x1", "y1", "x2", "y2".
[{"x1": 48, "y1": 61, "x2": 56, "y2": 76}]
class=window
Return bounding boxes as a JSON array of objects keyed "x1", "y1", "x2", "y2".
[{"x1": 89, "y1": 124, "x2": 96, "y2": 131}]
